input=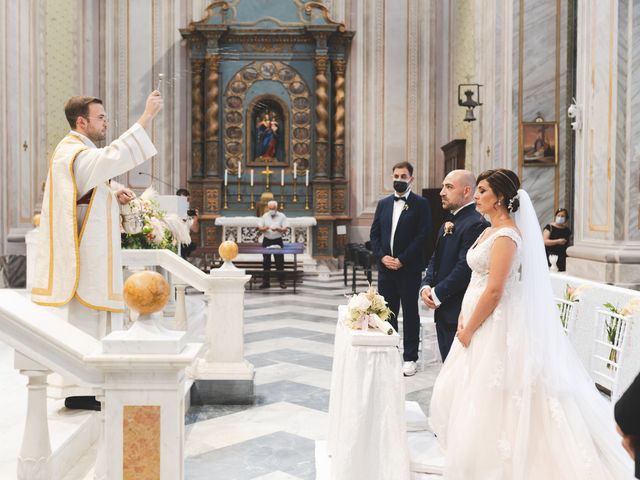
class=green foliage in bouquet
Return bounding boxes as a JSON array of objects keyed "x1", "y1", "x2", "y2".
[{"x1": 121, "y1": 196, "x2": 179, "y2": 253}]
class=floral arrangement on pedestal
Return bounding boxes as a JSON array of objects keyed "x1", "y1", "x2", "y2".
[
  {"x1": 120, "y1": 187, "x2": 191, "y2": 254},
  {"x1": 346, "y1": 286, "x2": 395, "y2": 335},
  {"x1": 600, "y1": 298, "x2": 640, "y2": 370}
]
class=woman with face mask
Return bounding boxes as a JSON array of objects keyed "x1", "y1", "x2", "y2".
[{"x1": 543, "y1": 208, "x2": 571, "y2": 271}]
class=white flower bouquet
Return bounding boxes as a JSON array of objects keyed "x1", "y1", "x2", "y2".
[
  {"x1": 120, "y1": 187, "x2": 191, "y2": 253},
  {"x1": 346, "y1": 286, "x2": 395, "y2": 335}
]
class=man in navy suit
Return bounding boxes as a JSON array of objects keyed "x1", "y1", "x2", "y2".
[
  {"x1": 420, "y1": 170, "x2": 487, "y2": 361},
  {"x1": 370, "y1": 162, "x2": 432, "y2": 376}
]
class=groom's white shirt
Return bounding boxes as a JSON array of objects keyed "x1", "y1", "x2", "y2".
[{"x1": 422, "y1": 201, "x2": 476, "y2": 307}]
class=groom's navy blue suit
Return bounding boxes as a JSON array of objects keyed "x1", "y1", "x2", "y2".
[
  {"x1": 370, "y1": 191, "x2": 431, "y2": 362},
  {"x1": 421, "y1": 203, "x2": 488, "y2": 360}
]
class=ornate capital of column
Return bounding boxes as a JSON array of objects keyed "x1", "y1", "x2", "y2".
[
  {"x1": 314, "y1": 55, "x2": 329, "y2": 74},
  {"x1": 333, "y1": 58, "x2": 346, "y2": 76}
]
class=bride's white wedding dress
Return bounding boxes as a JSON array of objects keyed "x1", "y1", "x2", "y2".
[{"x1": 429, "y1": 197, "x2": 633, "y2": 479}]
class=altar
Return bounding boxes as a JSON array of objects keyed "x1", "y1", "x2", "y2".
[{"x1": 215, "y1": 216, "x2": 317, "y2": 268}]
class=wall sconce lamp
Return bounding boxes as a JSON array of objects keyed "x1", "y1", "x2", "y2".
[{"x1": 458, "y1": 84, "x2": 483, "y2": 122}]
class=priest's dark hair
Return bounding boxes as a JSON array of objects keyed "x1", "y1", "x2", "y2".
[{"x1": 64, "y1": 96, "x2": 103, "y2": 129}]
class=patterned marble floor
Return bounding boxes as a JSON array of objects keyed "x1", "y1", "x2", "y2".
[{"x1": 184, "y1": 271, "x2": 441, "y2": 480}]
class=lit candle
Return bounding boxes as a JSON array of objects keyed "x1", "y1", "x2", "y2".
[
  {"x1": 250, "y1": 169, "x2": 254, "y2": 186},
  {"x1": 224, "y1": 168, "x2": 228, "y2": 186},
  {"x1": 238, "y1": 162, "x2": 242, "y2": 178},
  {"x1": 281, "y1": 169, "x2": 284, "y2": 186},
  {"x1": 293, "y1": 162, "x2": 297, "y2": 179},
  {"x1": 305, "y1": 169, "x2": 309, "y2": 186}
]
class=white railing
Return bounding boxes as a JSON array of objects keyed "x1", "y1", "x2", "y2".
[
  {"x1": 550, "y1": 272, "x2": 640, "y2": 401},
  {"x1": 591, "y1": 309, "x2": 630, "y2": 396},
  {"x1": 555, "y1": 298, "x2": 578, "y2": 335},
  {"x1": 121, "y1": 249, "x2": 255, "y2": 383},
  {"x1": 0, "y1": 289, "x2": 200, "y2": 479}
]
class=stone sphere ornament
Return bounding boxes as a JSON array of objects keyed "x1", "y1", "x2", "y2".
[
  {"x1": 123, "y1": 271, "x2": 170, "y2": 315},
  {"x1": 218, "y1": 240, "x2": 239, "y2": 262}
]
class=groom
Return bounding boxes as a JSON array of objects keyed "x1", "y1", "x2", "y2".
[
  {"x1": 370, "y1": 161, "x2": 432, "y2": 376},
  {"x1": 420, "y1": 170, "x2": 487, "y2": 361}
]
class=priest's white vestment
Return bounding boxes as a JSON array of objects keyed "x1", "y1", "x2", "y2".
[{"x1": 32, "y1": 123, "x2": 157, "y2": 337}]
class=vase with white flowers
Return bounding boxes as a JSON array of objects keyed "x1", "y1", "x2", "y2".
[
  {"x1": 345, "y1": 286, "x2": 395, "y2": 335},
  {"x1": 120, "y1": 187, "x2": 191, "y2": 253}
]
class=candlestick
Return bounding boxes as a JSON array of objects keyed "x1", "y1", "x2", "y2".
[
  {"x1": 280, "y1": 183, "x2": 285, "y2": 210},
  {"x1": 249, "y1": 184, "x2": 255, "y2": 210},
  {"x1": 250, "y1": 169, "x2": 254, "y2": 187},
  {"x1": 304, "y1": 184, "x2": 310, "y2": 210},
  {"x1": 236, "y1": 174, "x2": 242, "y2": 202},
  {"x1": 223, "y1": 183, "x2": 229, "y2": 209},
  {"x1": 224, "y1": 168, "x2": 228, "y2": 186},
  {"x1": 292, "y1": 176, "x2": 298, "y2": 203}
]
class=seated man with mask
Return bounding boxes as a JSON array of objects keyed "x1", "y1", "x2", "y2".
[{"x1": 257, "y1": 200, "x2": 289, "y2": 289}]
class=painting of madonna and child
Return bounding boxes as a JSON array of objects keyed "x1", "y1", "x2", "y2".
[{"x1": 251, "y1": 99, "x2": 286, "y2": 166}]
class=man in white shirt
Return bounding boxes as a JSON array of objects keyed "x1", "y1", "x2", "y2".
[
  {"x1": 420, "y1": 170, "x2": 487, "y2": 360},
  {"x1": 257, "y1": 200, "x2": 289, "y2": 289},
  {"x1": 32, "y1": 91, "x2": 162, "y2": 409}
]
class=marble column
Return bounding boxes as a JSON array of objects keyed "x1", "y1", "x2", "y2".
[
  {"x1": 204, "y1": 54, "x2": 220, "y2": 177},
  {"x1": 566, "y1": 0, "x2": 640, "y2": 288},
  {"x1": 191, "y1": 58, "x2": 205, "y2": 177}
]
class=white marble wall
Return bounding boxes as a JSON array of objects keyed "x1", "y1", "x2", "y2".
[
  {"x1": 347, "y1": 0, "x2": 439, "y2": 243},
  {"x1": 517, "y1": 0, "x2": 568, "y2": 227},
  {"x1": 567, "y1": 0, "x2": 640, "y2": 287},
  {"x1": 0, "y1": 1, "x2": 47, "y2": 255}
]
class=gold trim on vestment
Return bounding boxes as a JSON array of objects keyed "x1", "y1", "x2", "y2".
[
  {"x1": 32, "y1": 136, "x2": 86, "y2": 302},
  {"x1": 74, "y1": 293, "x2": 126, "y2": 313},
  {"x1": 106, "y1": 190, "x2": 123, "y2": 301}
]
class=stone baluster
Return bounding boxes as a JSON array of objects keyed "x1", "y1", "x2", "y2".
[
  {"x1": 175, "y1": 284, "x2": 188, "y2": 331},
  {"x1": 16, "y1": 353, "x2": 51, "y2": 480},
  {"x1": 93, "y1": 396, "x2": 107, "y2": 480}
]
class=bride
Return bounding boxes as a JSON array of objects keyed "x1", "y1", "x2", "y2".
[{"x1": 429, "y1": 169, "x2": 633, "y2": 479}]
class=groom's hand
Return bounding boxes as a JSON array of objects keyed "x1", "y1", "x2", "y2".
[{"x1": 421, "y1": 287, "x2": 437, "y2": 309}]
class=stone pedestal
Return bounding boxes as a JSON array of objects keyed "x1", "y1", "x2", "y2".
[
  {"x1": 87, "y1": 316, "x2": 200, "y2": 480},
  {"x1": 192, "y1": 267, "x2": 255, "y2": 403}
]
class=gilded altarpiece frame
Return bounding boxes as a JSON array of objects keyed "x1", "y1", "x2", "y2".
[{"x1": 181, "y1": 1, "x2": 353, "y2": 256}]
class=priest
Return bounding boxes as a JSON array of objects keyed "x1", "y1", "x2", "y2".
[{"x1": 31, "y1": 90, "x2": 163, "y2": 408}]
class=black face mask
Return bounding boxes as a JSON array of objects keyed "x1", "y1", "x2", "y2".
[{"x1": 393, "y1": 180, "x2": 409, "y2": 194}]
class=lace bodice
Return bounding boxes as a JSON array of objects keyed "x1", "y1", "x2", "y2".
[{"x1": 466, "y1": 227, "x2": 522, "y2": 292}]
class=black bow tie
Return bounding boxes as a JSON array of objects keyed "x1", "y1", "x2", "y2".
[{"x1": 394, "y1": 196, "x2": 406, "y2": 202}]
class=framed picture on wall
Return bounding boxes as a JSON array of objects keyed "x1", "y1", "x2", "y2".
[{"x1": 521, "y1": 121, "x2": 558, "y2": 166}]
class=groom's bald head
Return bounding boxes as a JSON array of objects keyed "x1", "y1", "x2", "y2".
[{"x1": 440, "y1": 169, "x2": 476, "y2": 212}]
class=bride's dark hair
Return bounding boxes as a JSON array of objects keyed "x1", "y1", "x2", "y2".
[{"x1": 476, "y1": 168, "x2": 521, "y2": 213}]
